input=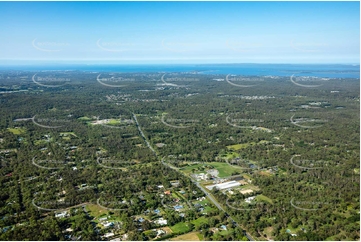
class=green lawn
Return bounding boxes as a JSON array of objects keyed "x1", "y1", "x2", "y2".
[
  {"x1": 7, "y1": 127, "x2": 26, "y2": 135},
  {"x1": 197, "y1": 233, "x2": 205, "y2": 241},
  {"x1": 78, "y1": 116, "x2": 92, "y2": 121},
  {"x1": 240, "y1": 184, "x2": 260, "y2": 191},
  {"x1": 198, "y1": 199, "x2": 210, "y2": 206},
  {"x1": 180, "y1": 164, "x2": 206, "y2": 172},
  {"x1": 60, "y1": 132, "x2": 77, "y2": 137},
  {"x1": 227, "y1": 143, "x2": 255, "y2": 150},
  {"x1": 219, "y1": 229, "x2": 232, "y2": 236},
  {"x1": 171, "y1": 222, "x2": 191, "y2": 234},
  {"x1": 227, "y1": 140, "x2": 269, "y2": 151},
  {"x1": 180, "y1": 162, "x2": 243, "y2": 178},
  {"x1": 107, "y1": 214, "x2": 125, "y2": 223},
  {"x1": 143, "y1": 230, "x2": 154, "y2": 236},
  {"x1": 221, "y1": 151, "x2": 240, "y2": 160},
  {"x1": 191, "y1": 217, "x2": 208, "y2": 227},
  {"x1": 209, "y1": 162, "x2": 243, "y2": 177},
  {"x1": 85, "y1": 204, "x2": 108, "y2": 218},
  {"x1": 34, "y1": 139, "x2": 48, "y2": 146},
  {"x1": 172, "y1": 192, "x2": 181, "y2": 199},
  {"x1": 107, "y1": 119, "x2": 121, "y2": 125},
  {"x1": 204, "y1": 206, "x2": 216, "y2": 213},
  {"x1": 256, "y1": 194, "x2": 273, "y2": 204},
  {"x1": 174, "y1": 191, "x2": 189, "y2": 207}
]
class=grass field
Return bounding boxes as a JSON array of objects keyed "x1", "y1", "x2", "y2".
[
  {"x1": 209, "y1": 162, "x2": 244, "y2": 177},
  {"x1": 240, "y1": 183, "x2": 260, "y2": 191},
  {"x1": 127, "y1": 136, "x2": 140, "y2": 139},
  {"x1": 191, "y1": 217, "x2": 208, "y2": 227},
  {"x1": 60, "y1": 132, "x2": 77, "y2": 141},
  {"x1": 258, "y1": 170, "x2": 272, "y2": 176},
  {"x1": 222, "y1": 151, "x2": 240, "y2": 160},
  {"x1": 86, "y1": 204, "x2": 108, "y2": 218},
  {"x1": 34, "y1": 139, "x2": 48, "y2": 146},
  {"x1": 263, "y1": 226, "x2": 274, "y2": 240},
  {"x1": 256, "y1": 194, "x2": 273, "y2": 204},
  {"x1": 173, "y1": 191, "x2": 191, "y2": 208},
  {"x1": 227, "y1": 140, "x2": 269, "y2": 151},
  {"x1": 107, "y1": 119, "x2": 121, "y2": 125},
  {"x1": 171, "y1": 232, "x2": 200, "y2": 241},
  {"x1": 78, "y1": 116, "x2": 92, "y2": 121},
  {"x1": 219, "y1": 229, "x2": 232, "y2": 236},
  {"x1": 7, "y1": 127, "x2": 26, "y2": 135},
  {"x1": 204, "y1": 206, "x2": 216, "y2": 213},
  {"x1": 60, "y1": 132, "x2": 77, "y2": 137},
  {"x1": 172, "y1": 192, "x2": 181, "y2": 199},
  {"x1": 227, "y1": 143, "x2": 256, "y2": 150},
  {"x1": 180, "y1": 162, "x2": 243, "y2": 178},
  {"x1": 198, "y1": 199, "x2": 209, "y2": 206},
  {"x1": 170, "y1": 222, "x2": 191, "y2": 234},
  {"x1": 197, "y1": 233, "x2": 204, "y2": 241},
  {"x1": 161, "y1": 226, "x2": 173, "y2": 234}
]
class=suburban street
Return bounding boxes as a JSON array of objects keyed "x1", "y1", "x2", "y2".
[
  {"x1": 134, "y1": 113, "x2": 255, "y2": 241},
  {"x1": 159, "y1": 156, "x2": 255, "y2": 241}
]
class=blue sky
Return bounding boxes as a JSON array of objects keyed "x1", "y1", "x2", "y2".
[{"x1": 0, "y1": 1, "x2": 359, "y2": 64}]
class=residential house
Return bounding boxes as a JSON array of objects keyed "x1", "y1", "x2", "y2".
[
  {"x1": 170, "y1": 180, "x2": 180, "y2": 187},
  {"x1": 103, "y1": 232, "x2": 115, "y2": 238},
  {"x1": 104, "y1": 222, "x2": 114, "y2": 228},
  {"x1": 245, "y1": 196, "x2": 256, "y2": 203},
  {"x1": 154, "y1": 218, "x2": 167, "y2": 226},
  {"x1": 110, "y1": 238, "x2": 121, "y2": 241},
  {"x1": 55, "y1": 211, "x2": 68, "y2": 218},
  {"x1": 173, "y1": 205, "x2": 183, "y2": 211},
  {"x1": 156, "y1": 229, "x2": 165, "y2": 237}
]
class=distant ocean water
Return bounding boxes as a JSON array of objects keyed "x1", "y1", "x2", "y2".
[{"x1": 0, "y1": 64, "x2": 359, "y2": 78}]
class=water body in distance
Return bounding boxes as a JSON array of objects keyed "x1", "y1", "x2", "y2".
[{"x1": 0, "y1": 63, "x2": 359, "y2": 78}]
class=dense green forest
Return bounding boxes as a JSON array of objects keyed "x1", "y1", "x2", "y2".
[{"x1": 0, "y1": 70, "x2": 359, "y2": 241}]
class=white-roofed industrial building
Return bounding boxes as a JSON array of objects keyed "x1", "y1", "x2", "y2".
[{"x1": 206, "y1": 180, "x2": 241, "y2": 190}]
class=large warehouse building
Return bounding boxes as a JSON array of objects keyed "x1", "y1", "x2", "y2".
[{"x1": 206, "y1": 180, "x2": 241, "y2": 190}]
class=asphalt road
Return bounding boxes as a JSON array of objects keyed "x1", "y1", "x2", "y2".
[
  {"x1": 160, "y1": 158, "x2": 255, "y2": 241},
  {"x1": 193, "y1": 180, "x2": 255, "y2": 241},
  {"x1": 134, "y1": 114, "x2": 255, "y2": 241}
]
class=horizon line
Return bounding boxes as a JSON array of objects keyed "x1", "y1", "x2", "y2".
[{"x1": 0, "y1": 62, "x2": 359, "y2": 66}]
